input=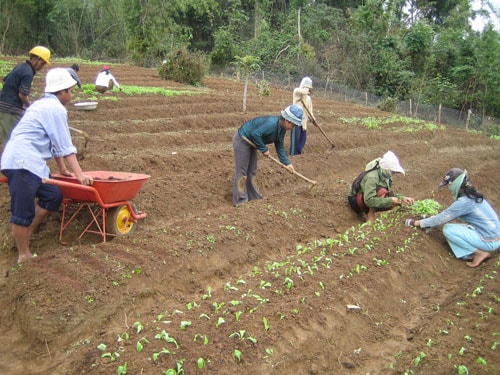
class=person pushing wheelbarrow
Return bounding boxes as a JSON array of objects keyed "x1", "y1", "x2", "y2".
[{"x1": 1, "y1": 68, "x2": 94, "y2": 264}]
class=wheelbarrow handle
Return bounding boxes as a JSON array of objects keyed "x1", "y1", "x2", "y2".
[{"x1": 43, "y1": 178, "x2": 107, "y2": 208}]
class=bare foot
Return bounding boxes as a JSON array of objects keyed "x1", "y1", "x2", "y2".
[
  {"x1": 466, "y1": 250, "x2": 492, "y2": 268},
  {"x1": 17, "y1": 253, "x2": 35, "y2": 264}
]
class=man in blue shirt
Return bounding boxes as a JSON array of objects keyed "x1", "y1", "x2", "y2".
[
  {"x1": 232, "y1": 104, "x2": 303, "y2": 207},
  {"x1": 1, "y1": 68, "x2": 94, "y2": 264},
  {"x1": 405, "y1": 168, "x2": 500, "y2": 267},
  {"x1": 0, "y1": 46, "x2": 51, "y2": 146}
]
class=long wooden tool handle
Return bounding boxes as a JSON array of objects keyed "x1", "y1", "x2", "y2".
[
  {"x1": 300, "y1": 100, "x2": 335, "y2": 148},
  {"x1": 69, "y1": 126, "x2": 90, "y2": 140},
  {"x1": 241, "y1": 136, "x2": 317, "y2": 185}
]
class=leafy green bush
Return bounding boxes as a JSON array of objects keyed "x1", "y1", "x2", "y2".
[
  {"x1": 377, "y1": 97, "x2": 398, "y2": 112},
  {"x1": 158, "y1": 48, "x2": 208, "y2": 86},
  {"x1": 256, "y1": 80, "x2": 270, "y2": 96}
]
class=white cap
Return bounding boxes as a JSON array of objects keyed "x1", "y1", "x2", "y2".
[
  {"x1": 45, "y1": 68, "x2": 77, "y2": 93},
  {"x1": 379, "y1": 151, "x2": 405, "y2": 175}
]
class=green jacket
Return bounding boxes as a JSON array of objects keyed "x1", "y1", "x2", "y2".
[{"x1": 349, "y1": 167, "x2": 401, "y2": 210}]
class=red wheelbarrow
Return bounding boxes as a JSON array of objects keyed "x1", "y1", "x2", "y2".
[
  {"x1": 44, "y1": 171, "x2": 150, "y2": 243},
  {"x1": 1, "y1": 171, "x2": 150, "y2": 242}
]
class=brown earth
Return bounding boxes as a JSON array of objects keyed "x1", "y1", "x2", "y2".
[{"x1": 0, "y1": 61, "x2": 499, "y2": 375}]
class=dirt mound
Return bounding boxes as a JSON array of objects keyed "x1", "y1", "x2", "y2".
[{"x1": 0, "y1": 62, "x2": 499, "y2": 375}]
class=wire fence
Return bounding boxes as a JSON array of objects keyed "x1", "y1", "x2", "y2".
[{"x1": 233, "y1": 69, "x2": 500, "y2": 135}]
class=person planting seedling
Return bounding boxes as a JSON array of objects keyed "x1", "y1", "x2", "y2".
[
  {"x1": 348, "y1": 150, "x2": 414, "y2": 223},
  {"x1": 405, "y1": 168, "x2": 500, "y2": 268}
]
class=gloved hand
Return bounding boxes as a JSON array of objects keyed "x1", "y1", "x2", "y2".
[{"x1": 404, "y1": 219, "x2": 415, "y2": 227}]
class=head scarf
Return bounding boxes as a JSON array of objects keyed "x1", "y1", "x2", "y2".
[{"x1": 378, "y1": 151, "x2": 405, "y2": 175}]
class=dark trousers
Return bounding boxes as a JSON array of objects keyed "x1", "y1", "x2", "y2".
[{"x1": 232, "y1": 132, "x2": 263, "y2": 206}]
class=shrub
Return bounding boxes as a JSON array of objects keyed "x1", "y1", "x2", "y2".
[
  {"x1": 377, "y1": 97, "x2": 398, "y2": 112},
  {"x1": 256, "y1": 80, "x2": 270, "y2": 96},
  {"x1": 158, "y1": 48, "x2": 208, "y2": 86}
]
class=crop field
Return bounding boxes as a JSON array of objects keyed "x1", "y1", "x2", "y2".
[{"x1": 0, "y1": 59, "x2": 499, "y2": 374}]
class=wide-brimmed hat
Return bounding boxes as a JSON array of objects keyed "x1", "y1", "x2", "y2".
[
  {"x1": 379, "y1": 151, "x2": 405, "y2": 175},
  {"x1": 45, "y1": 68, "x2": 77, "y2": 93},
  {"x1": 281, "y1": 105, "x2": 303, "y2": 126}
]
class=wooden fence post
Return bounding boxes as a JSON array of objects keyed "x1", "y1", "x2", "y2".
[{"x1": 465, "y1": 109, "x2": 472, "y2": 129}]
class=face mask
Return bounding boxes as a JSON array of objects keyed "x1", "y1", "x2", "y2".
[{"x1": 448, "y1": 172, "x2": 467, "y2": 200}]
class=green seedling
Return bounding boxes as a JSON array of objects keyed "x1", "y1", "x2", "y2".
[
  {"x1": 213, "y1": 301, "x2": 225, "y2": 313},
  {"x1": 456, "y1": 364, "x2": 469, "y2": 374},
  {"x1": 101, "y1": 351, "x2": 120, "y2": 362},
  {"x1": 136, "y1": 337, "x2": 149, "y2": 353},
  {"x1": 216, "y1": 317, "x2": 225, "y2": 327},
  {"x1": 186, "y1": 301, "x2": 199, "y2": 310},
  {"x1": 117, "y1": 332, "x2": 130, "y2": 343},
  {"x1": 263, "y1": 317, "x2": 270, "y2": 331},
  {"x1": 197, "y1": 357, "x2": 206, "y2": 369},
  {"x1": 154, "y1": 330, "x2": 179, "y2": 348},
  {"x1": 410, "y1": 199, "x2": 441, "y2": 216},
  {"x1": 179, "y1": 321, "x2": 192, "y2": 330},
  {"x1": 458, "y1": 347, "x2": 466, "y2": 355},
  {"x1": 163, "y1": 358, "x2": 185, "y2": 375},
  {"x1": 259, "y1": 280, "x2": 272, "y2": 289},
  {"x1": 133, "y1": 321, "x2": 144, "y2": 333},
  {"x1": 476, "y1": 357, "x2": 487, "y2": 366},
  {"x1": 199, "y1": 313, "x2": 210, "y2": 320},
  {"x1": 152, "y1": 348, "x2": 171, "y2": 361},
  {"x1": 414, "y1": 352, "x2": 426, "y2": 366},
  {"x1": 202, "y1": 287, "x2": 212, "y2": 300},
  {"x1": 117, "y1": 362, "x2": 127, "y2": 375},
  {"x1": 283, "y1": 277, "x2": 294, "y2": 289},
  {"x1": 235, "y1": 311, "x2": 243, "y2": 321},
  {"x1": 194, "y1": 334, "x2": 209, "y2": 345},
  {"x1": 233, "y1": 349, "x2": 242, "y2": 362},
  {"x1": 224, "y1": 283, "x2": 239, "y2": 291}
]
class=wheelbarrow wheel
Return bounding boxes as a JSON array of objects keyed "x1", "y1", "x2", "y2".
[{"x1": 107, "y1": 202, "x2": 137, "y2": 236}]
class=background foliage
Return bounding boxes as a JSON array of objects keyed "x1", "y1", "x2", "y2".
[{"x1": 1, "y1": 0, "x2": 499, "y2": 116}]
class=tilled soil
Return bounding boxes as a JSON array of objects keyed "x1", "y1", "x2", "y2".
[{"x1": 0, "y1": 61, "x2": 499, "y2": 375}]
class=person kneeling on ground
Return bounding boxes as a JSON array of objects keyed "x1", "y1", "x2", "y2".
[
  {"x1": 348, "y1": 150, "x2": 414, "y2": 223},
  {"x1": 1, "y1": 68, "x2": 94, "y2": 264},
  {"x1": 404, "y1": 168, "x2": 500, "y2": 268},
  {"x1": 232, "y1": 104, "x2": 303, "y2": 207}
]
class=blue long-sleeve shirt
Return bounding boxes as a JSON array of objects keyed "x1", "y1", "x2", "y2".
[
  {"x1": 238, "y1": 115, "x2": 291, "y2": 165},
  {"x1": 420, "y1": 196, "x2": 500, "y2": 240},
  {"x1": 1, "y1": 93, "x2": 77, "y2": 179}
]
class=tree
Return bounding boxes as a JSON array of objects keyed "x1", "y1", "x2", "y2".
[{"x1": 232, "y1": 55, "x2": 260, "y2": 112}]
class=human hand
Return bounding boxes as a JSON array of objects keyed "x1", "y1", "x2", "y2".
[
  {"x1": 287, "y1": 164, "x2": 295, "y2": 174},
  {"x1": 403, "y1": 197, "x2": 415, "y2": 205},
  {"x1": 263, "y1": 150, "x2": 270, "y2": 158},
  {"x1": 78, "y1": 174, "x2": 94, "y2": 186},
  {"x1": 392, "y1": 197, "x2": 402, "y2": 205}
]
